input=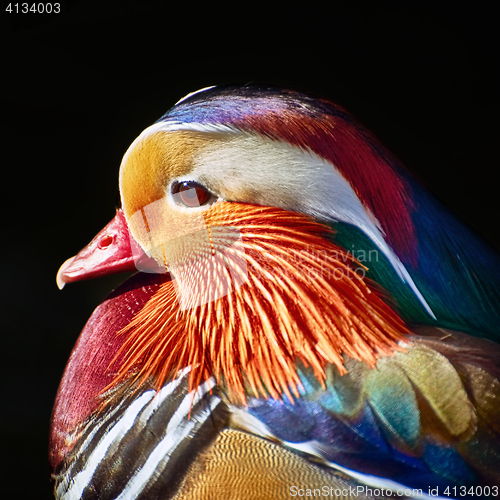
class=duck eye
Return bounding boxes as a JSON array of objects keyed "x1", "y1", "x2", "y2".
[{"x1": 171, "y1": 181, "x2": 213, "y2": 207}]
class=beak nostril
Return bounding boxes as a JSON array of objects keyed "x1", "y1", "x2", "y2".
[{"x1": 98, "y1": 234, "x2": 114, "y2": 249}]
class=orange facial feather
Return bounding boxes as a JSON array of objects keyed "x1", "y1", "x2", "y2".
[{"x1": 109, "y1": 203, "x2": 408, "y2": 404}]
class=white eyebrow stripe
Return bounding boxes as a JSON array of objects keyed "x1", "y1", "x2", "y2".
[
  {"x1": 118, "y1": 121, "x2": 239, "y2": 201},
  {"x1": 120, "y1": 119, "x2": 435, "y2": 319},
  {"x1": 193, "y1": 133, "x2": 436, "y2": 319}
]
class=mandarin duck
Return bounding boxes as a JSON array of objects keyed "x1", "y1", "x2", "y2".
[{"x1": 51, "y1": 85, "x2": 500, "y2": 500}]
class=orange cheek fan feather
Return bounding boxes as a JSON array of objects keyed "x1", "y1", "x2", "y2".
[{"x1": 51, "y1": 85, "x2": 500, "y2": 500}]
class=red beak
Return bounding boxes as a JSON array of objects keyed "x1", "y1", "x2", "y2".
[{"x1": 56, "y1": 209, "x2": 138, "y2": 289}]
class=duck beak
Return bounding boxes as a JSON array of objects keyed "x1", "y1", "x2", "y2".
[{"x1": 56, "y1": 209, "x2": 138, "y2": 289}]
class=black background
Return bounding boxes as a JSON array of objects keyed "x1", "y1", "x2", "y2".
[{"x1": 1, "y1": 1, "x2": 498, "y2": 498}]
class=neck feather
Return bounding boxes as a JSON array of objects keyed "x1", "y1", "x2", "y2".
[{"x1": 109, "y1": 204, "x2": 408, "y2": 403}]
